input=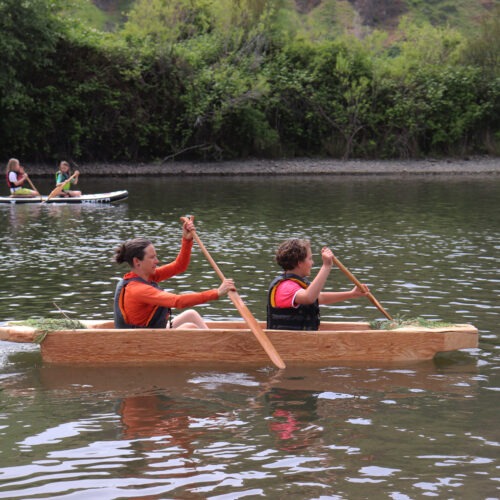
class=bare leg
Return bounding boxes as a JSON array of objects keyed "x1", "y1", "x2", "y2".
[{"x1": 171, "y1": 309, "x2": 208, "y2": 329}]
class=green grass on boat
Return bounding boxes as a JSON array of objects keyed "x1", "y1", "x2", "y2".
[
  {"x1": 370, "y1": 316, "x2": 455, "y2": 330},
  {"x1": 14, "y1": 318, "x2": 87, "y2": 343}
]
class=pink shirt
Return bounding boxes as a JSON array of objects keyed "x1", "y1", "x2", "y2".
[{"x1": 274, "y1": 279, "x2": 303, "y2": 308}]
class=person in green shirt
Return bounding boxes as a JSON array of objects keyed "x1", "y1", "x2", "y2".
[{"x1": 55, "y1": 160, "x2": 81, "y2": 197}]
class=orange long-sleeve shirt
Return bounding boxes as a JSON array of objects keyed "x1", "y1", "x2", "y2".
[{"x1": 120, "y1": 237, "x2": 219, "y2": 327}]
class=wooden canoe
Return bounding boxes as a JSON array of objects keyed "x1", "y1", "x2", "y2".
[{"x1": 0, "y1": 320, "x2": 478, "y2": 366}]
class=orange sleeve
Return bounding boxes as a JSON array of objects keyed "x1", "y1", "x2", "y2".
[
  {"x1": 125, "y1": 280, "x2": 219, "y2": 315},
  {"x1": 122, "y1": 280, "x2": 219, "y2": 327},
  {"x1": 152, "y1": 238, "x2": 193, "y2": 282}
]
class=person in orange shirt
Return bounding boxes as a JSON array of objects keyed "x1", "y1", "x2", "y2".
[{"x1": 113, "y1": 219, "x2": 235, "y2": 329}]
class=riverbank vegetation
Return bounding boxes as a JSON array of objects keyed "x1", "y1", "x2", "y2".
[{"x1": 1, "y1": 0, "x2": 499, "y2": 162}]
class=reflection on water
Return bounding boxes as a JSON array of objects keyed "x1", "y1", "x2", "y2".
[
  {"x1": 0, "y1": 359, "x2": 495, "y2": 498},
  {"x1": 0, "y1": 174, "x2": 499, "y2": 498}
]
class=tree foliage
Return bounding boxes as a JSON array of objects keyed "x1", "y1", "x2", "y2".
[
  {"x1": 0, "y1": 0, "x2": 62, "y2": 157},
  {"x1": 0, "y1": 0, "x2": 498, "y2": 162}
]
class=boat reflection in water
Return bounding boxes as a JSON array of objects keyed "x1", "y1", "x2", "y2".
[
  {"x1": 34, "y1": 357, "x2": 478, "y2": 443},
  {"x1": 0, "y1": 348, "x2": 483, "y2": 497}
]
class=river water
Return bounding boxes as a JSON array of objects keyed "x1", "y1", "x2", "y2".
[{"x1": 0, "y1": 173, "x2": 498, "y2": 499}]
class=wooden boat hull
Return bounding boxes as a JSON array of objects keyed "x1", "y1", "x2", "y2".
[
  {"x1": 0, "y1": 320, "x2": 478, "y2": 366},
  {"x1": 0, "y1": 190, "x2": 128, "y2": 204}
]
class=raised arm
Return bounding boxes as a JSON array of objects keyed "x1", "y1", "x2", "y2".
[{"x1": 294, "y1": 247, "x2": 334, "y2": 305}]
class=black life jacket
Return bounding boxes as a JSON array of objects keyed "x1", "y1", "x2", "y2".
[
  {"x1": 267, "y1": 273, "x2": 320, "y2": 331},
  {"x1": 114, "y1": 276, "x2": 171, "y2": 329}
]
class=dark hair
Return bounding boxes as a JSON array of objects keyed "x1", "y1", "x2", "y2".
[
  {"x1": 114, "y1": 237, "x2": 152, "y2": 266},
  {"x1": 275, "y1": 238, "x2": 310, "y2": 271}
]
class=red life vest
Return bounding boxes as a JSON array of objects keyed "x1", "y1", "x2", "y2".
[{"x1": 6, "y1": 171, "x2": 20, "y2": 191}]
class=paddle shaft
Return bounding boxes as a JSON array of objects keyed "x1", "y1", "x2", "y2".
[
  {"x1": 25, "y1": 174, "x2": 42, "y2": 199},
  {"x1": 181, "y1": 217, "x2": 286, "y2": 369},
  {"x1": 25, "y1": 175, "x2": 38, "y2": 192},
  {"x1": 44, "y1": 172, "x2": 78, "y2": 203},
  {"x1": 330, "y1": 253, "x2": 393, "y2": 320}
]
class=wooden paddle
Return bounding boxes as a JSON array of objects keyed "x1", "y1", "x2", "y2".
[
  {"x1": 25, "y1": 174, "x2": 42, "y2": 199},
  {"x1": 181, "y1": 216, "x2": 286, "y2": 369},
  {"x1": 330, "y1": 252, "x2": 393, "y2": 320},
  {"x1": 43, "y1": 171, "x2": 79, "y2": 203}
]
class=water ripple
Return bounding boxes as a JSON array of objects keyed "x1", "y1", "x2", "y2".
[{"x1": 0, "y1": 176, "x2": 499, "y2": 499}]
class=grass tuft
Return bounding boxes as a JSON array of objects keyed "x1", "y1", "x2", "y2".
[
  {"x1": 16, "y1": 318, "x2": 86, "y2": 344},
  {"x1": 370, "y1": 315, "x2": 454, "y2": 330}
]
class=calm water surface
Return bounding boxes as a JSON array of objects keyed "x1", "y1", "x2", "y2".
[{"x1": 0, "y1": 173, "x2": 498, "y2": 499}]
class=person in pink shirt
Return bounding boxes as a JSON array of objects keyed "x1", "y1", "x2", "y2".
[{"x1": 267, "y1": 238, "x2": 368, "y2": 330}]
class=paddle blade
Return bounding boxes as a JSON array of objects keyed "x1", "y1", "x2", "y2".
[
  {"x1": 228, "y1": 290, "x2": 286, "y2": 369},
  {"x1": 44, "y1": 171, "x2": 78, "y2": 203},
  {"x1": 181, "y1": 216, "x2": 286, "y2": 369}
]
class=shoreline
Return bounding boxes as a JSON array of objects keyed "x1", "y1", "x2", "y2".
[{"x1": 26, "y1": 157, "x2": 500, "y2": 177}]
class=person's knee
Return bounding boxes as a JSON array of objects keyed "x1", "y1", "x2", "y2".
[
  {"x1": 180, "y1": 322, "x2": 199, "y2": 329},
  {"x1": 189, "y1": 310, "x2": 203, "y2": 320}
]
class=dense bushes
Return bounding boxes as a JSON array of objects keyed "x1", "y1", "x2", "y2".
[{"x1": 0, "y1": 0, "x2": 498, "y2": 162}]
